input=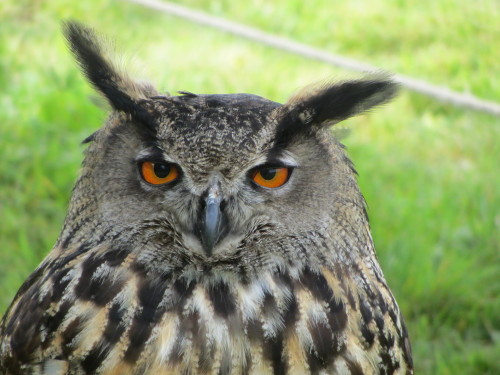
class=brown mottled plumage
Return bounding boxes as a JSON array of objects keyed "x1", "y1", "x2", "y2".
[{"x1": 0, "y1": 22, "x2": 413, "y2": 375}]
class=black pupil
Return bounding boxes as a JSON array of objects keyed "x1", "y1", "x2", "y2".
[
  {"x1": 260, "y1": 168, "x2": 277, "y2": 180},
  {"x1": 153, "y1": 163, "x2": 171, "y2": 178}
]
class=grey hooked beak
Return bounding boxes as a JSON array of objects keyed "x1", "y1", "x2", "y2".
[{"x1": 198, "y1": 183, "x2": 226, "y2": 255}]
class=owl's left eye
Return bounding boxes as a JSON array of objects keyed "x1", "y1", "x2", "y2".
[
  {"x1": 251, "y1": 166, "x2": 292, "y2": 189},
  {"x1": 140, "y1": 161, "x2": 180, "y2": 185}
]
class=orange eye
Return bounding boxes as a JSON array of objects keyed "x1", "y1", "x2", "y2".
[
  {"x1": 140, "y1": 161, "x2": 179, "y2": 185},
  {"x1": 251, "y1": 167, "x2": 291, "y2": 189}
]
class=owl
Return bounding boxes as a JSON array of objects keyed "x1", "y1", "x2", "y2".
[{"x1": 0, "y1": 22, "x2": 413, "y2": 375}]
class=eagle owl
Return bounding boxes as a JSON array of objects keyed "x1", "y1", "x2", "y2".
[{"x1": 0, "y1": 22, "x2": 413, "y2": 375}]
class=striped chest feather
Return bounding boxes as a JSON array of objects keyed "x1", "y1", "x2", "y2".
[{"x1": 0, "y1": 247, "x2": 412, "y2": 375}]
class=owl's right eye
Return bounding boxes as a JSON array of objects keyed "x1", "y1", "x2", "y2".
[{"x1": 140, "y1": 161, "x2": 180, "y2": 185}]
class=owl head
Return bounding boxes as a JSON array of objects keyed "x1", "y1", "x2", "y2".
[{"x1": 60, "y1": 22, "x2": 397, "y2": 278}]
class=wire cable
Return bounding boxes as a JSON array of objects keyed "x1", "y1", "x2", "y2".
[{"x1": 124, "y1": 0, "x2": 500, "y2": 116}]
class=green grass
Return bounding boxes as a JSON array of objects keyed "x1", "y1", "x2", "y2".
[{"x1": 1, "y1": 0, "x2": 499, "y2": 373}]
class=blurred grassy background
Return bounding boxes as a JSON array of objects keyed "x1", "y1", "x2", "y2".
[{"x1": 0, "y1": 0, "x2": 499, "y2": 373}]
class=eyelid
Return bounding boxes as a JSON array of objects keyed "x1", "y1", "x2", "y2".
[
  {"x1": 265, "y1": 151, "x2": 298, "y2": 169},
  {"x1": 252, "y1": 162, "x2": 296, "y2": 171},
  {"x1": 137, "y1": 148, "x2": 162, "y2": 161},
  {"x1": 264, "y1": 159, "x2": 298, "y2": 169},
  {"x1": 136, "y1": 152, "x2": 180, "y2": 170},
  {"x1": 136, "y1": 147, "x2": 179, "y2": 164}
]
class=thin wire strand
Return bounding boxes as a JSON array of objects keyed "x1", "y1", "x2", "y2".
[{"x1": 124, "y1": 0, "x2": 500, "y2": 117}]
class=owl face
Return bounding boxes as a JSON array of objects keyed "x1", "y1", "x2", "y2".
[
  {"x1": 87, "y1": 92, "x2": 338, "y2": 267},
  {"x1": 60, "y1": 21, "x2": 397, "y2": 275}
]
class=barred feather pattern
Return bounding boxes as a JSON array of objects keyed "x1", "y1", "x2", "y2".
[{"x1": 0, "y1": 213, "x2": 412, "y2": 375}]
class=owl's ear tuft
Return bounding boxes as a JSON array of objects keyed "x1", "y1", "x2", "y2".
[
  {"x1": 276, "y1": 78, "x2": 398, "y2": 144},
  {"x1": 63, "y1": 21, "x2": 158, "y2": 115},
  {"x1": 286, "y1": 78, "x2": 398, "y2": 126}
]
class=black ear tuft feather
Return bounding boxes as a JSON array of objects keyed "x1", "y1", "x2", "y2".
[
  {"x1": 275, "y1": 78, "x2": 399, "y2": 145},
  {"x1": 300, "y1": 79, "x2": 398, "y2": 125},
  {"x1": 81, "y1": 131, "x2": 98, "y2": 144},
  {"x1": 63, "y1": 21, "x2": 157, "y2": 115}
]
